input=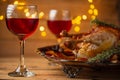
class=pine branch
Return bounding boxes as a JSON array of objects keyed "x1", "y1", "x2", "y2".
[
  {"x1": 88, "y1": 45, "x2": 120, "y2": 63},
  {"x1": 90, "y1": 19, "x2": 120, "y2": 30}
]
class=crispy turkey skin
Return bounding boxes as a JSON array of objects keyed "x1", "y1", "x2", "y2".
[{"x1": 77, "y1": 26, "x2": 119, "y2": 58}]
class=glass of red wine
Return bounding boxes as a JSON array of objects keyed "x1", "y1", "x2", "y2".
[
  {"x1": 6, "y1": 5, "x2": 39, "y2": 77},
  {"x1": 47, "y1": 9, "x2": 72, "y2": 42}
]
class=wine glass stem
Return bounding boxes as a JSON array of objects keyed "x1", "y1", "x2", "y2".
[
  {"x1": 8, "y1": 40, "x2": 35, "y2": 77},
  {"x1": 20, "y1": 40, "x2": 25, "y2": 68}
]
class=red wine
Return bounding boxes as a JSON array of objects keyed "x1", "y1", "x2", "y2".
[
  {"x1": 47, "y1": 20, "x2": 72, "y2": 37},
  {"x1": 6, "y1": 18, "x2": 39, "y2": 40}
]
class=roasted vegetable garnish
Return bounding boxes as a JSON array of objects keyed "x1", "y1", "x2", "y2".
[{"x1": 88, "y1": 45, "x2": 120, "y2": 63}]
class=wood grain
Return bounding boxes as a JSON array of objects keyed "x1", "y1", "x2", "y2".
[{"x1": 0, "y1": 57, "x2": 120, "y2": 80}]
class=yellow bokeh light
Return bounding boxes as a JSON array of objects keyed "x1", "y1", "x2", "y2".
[
  {"x1": 82, "y1": 15, "x2": 87, "y2": 20},
  {"x1": 14, "y1": 1, "x2": 18, "y2": 5},
  {"x1": 24, "y1": 9, "x2": 29, "y2": 13},
  {"x1": 76, "y1": 16, "x2": 81, "y2": 20},
  {"x1": 39, "y1": 26, "x2": 45, "y2": 31},
  {"x1": 90, "y1": 4, "x2": 95, "y2": 9},
  {"x1": 93, "y1": 9, "x2": 98, "y2": 16},
  {"x1": 74, "y1": 26, "x2": 80, "y2": 32},
  {"x1": 39, "y1": 12, "x2": 44, "y2": 19},
  {"x1": 41, "y1": 31, "x2": 47, "y2": 37},
  {"x1": 72, "y1": 20, "x2": 75, "y2": 24},
  {"x1": 25, "y1": 12, "x2": 30, "y2": 17},
  {"x1": 88, "y1": 9, "x2": 93, "y2": 14},
  {"x1": 72, "y1": 16, "x2": 81, "y2": 24},
  {"x1": 14, "y1": 1, "x2": 25, "y2": 5},
  {"x1": 88, "y1": 0, "x2": 93, "y2": 3},
  {"x1": 76, "y1": 20, "x2": 81, "y2": 24},
  {"x1": 72, "y1": 19, "x2": 81, "y2": 25},
  {"x1": 31, "y1": 12, "x2": 37, "y2": 18},
  {"x1": 0, "y1": 15, "x2": 4, "y2": 20}
]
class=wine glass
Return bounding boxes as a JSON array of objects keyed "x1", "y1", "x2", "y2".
[
  {"x1": 47, "y1": 9, "x2": 72, "y2": 42},
  {"x1": 6, "y1": 4, "x2": 39, "y2": 77}
]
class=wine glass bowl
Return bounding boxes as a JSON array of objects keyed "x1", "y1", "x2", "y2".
[
  {"x1": 6, "y1": 5, "x2": 39, "y2": 40},
  {"x1": 6, "y1": 4, "x2": 39, "y2": 77},
  {"x1": 47, "y1": 9, "x2": 72, "y2": 38}
]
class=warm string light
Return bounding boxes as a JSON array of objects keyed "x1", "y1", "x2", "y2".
[
  {"x1": 72, "y1": 0, "x2": 98, "y2": 33},
  {"x1": 88, "y1": 0, "x2": 93, "y2": 3},
  {"x1": 39, "y1": 11, "x2": 45, "y2": 19},
  {"x1": 38, "y1": 11, "x2": 46, "y2": 37},
  {"x1": 41, "y1": 31, "x2": 47, "y2": 37},
  {"x1": 0, "y1": 0, "x2": 6, "y2": 20},
  {"x1": 39, "y1": 26, "x2": 47, "y2": 37},
  {"x1": 14, "y1": 1, "x2": 25, "y2": 5},
  {"x1": 82, "y1": 15, "x2": 87, "y2": 20},
  {"x1": 39, "y1": 26, "x2": 45, "y2": 31},
  {"x1": 0, "y1": 15, "x2": 4, "y2": 20},
  {"x1": 74, "y1": 26, "x2": 80, "y2": 32}
]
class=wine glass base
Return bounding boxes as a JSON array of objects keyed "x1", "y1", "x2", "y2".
[
  {"x1": 8, "y1": 71, "x2": 35, "y2": 77},
  {"x1": 8, "y1": 66, "x2": 35, "y2": 77}
]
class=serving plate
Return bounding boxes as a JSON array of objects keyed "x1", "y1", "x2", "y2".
[{"x1": 37, "y1": 45, "x2": 120, "y2": 78}]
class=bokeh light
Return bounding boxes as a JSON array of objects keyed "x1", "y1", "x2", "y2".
[
  {"x1": 0, "y1": 15, "x2": 4, "y2": 20},
  {"x1": 14, "y1": 1, "x2": 25, "y2": 5},
  {"x1": 24, "y1": 9, "x2": 29, "y2": 13},
  {"x1": 88, "y1": 9, "x2": 93, "y2": 14},
  {"x1": 39, "y1": 26, "x2": 45, "y2": 31},
  {"x1": 41, "y1": 31, "x2": 47, "y2": 37},
  {"x1": 25, "y1": 12, "x2": 30, "y2": 17},
  {"x1": 14, "y1": 1, "x2": 18, "y2": 5},
  {"x1": 88, "y1": 0, "x2": 93, "y2": 3},
  {"x1": 74, "y1": 26, "x2": 80, "y2": 32},
  {"x1": 90, "y1": 4, "x2": 95, "y2": 9},
  {"x1": 72, "y1": 16, "x2": 81, "y2": 24},
  {"x1": 93, "y1": 9, "x2": 98, "y2": 16},
  {"x1": 39, "y1": 11, "x2": 45, "y2": 19},
  {"x1": 82, "y1": 15, "x2": 87, "y2": 20}
]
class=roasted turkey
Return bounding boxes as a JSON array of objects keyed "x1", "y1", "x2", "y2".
[{"x1": 60, "y1": 19, "x2": 120, "y2": 63}]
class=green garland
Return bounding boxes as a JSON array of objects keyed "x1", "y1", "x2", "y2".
[{"x1": 90, "y1": 19, "x2": 120, "y2": 30}]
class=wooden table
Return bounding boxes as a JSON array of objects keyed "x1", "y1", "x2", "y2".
[{"x1": 0, "y1": 57, "x2": 120, "y2": 80}]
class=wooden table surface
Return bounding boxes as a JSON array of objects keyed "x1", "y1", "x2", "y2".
[{"x1": 0, "y1": 57, "x2": 120, "y2": 80}]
